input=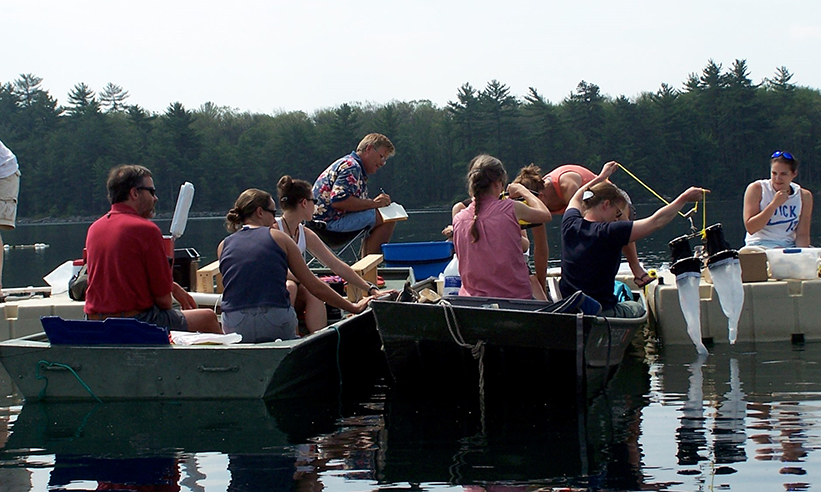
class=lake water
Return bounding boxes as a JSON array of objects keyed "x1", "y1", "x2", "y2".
[
  {"x1": 0, "y1": 201, "x2": 757, "y2": 289},
  {"x1": 2, "y1": 201, "x2": 821, "y2": 491}
]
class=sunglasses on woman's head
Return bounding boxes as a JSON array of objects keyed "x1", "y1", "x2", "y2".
[{"x1": 772, "y1": 150, "x2": 794, "y2": 160}]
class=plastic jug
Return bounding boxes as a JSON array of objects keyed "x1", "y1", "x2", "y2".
[{"x1": 442, "y1": 255, "x2": 461, "y2": 296}]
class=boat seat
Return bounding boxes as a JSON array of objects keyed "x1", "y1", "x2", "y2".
[
  {"x1": 304, "y1": 220, "x2": 368, "y2": 266},
  {"x1": 41, "y1": 316, "x2": 170, "y2": 345}
]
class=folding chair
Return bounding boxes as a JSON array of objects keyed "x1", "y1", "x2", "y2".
[{"x1": 303, "y1": 220, "x2": 369, "y2": 267}]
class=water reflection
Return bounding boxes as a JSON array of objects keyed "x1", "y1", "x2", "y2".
[
  {"x1": 1, "y1": 343, "x2": 820, "y2": 490},
  {"x1": 653, "y1": 343, "x2": 821, "y2": 491}
]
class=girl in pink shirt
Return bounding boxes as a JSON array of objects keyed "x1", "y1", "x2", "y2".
[{"x1": 452, "y1": 155, "x2": 550, "y2": 299}]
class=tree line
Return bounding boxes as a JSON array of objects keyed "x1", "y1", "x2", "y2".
[{"x1": 1, "y1": 59, "x2": 820, "y2": 220}]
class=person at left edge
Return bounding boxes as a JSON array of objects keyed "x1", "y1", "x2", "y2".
[
  {"x1": 84, "y1": 165, "x2": 222, "y2": 333},
  {"x1": 0, "y1": 138, "x2": 21, "y2": 293},
  {"x1": 312, "y1": 133, "x2": 396, "y2": 256}
]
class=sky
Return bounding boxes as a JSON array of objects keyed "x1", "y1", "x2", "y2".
[{"x1": 3, "y1": 0, "x2": 821, "y2": 116}]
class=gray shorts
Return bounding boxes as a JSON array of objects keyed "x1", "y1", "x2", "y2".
[
  {"x1": 0, "y1": 170, "x2": 20, "y2": 230},
  {"x1": 600, "y1": 300, "x2": 646, "y2": 318},
  {"x1": 222, "y1": 305, "x2": 298, "y2": 343},
  {"x1": 135, "y1": 305, "x2": 189, "y2": 331}
]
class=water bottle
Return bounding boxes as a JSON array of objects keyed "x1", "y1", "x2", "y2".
[{"x1": 442, "y1": 255, "x2": 461, "y2": 296}]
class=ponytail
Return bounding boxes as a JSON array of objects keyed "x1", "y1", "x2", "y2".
[
  {"x1": 470, "y1": 199, "x2": 482, "y2": 243},
  {"x1": 465, "y1": 154, "x2": 507, "y2": 243}
]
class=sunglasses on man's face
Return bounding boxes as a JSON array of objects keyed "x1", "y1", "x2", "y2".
[{"x1": 137, "y1": 186, "x2": 156, "y2": 197}]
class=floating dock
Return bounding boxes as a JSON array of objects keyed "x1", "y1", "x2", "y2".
[{"x1": 646, "y1": 270, "x2": 821, "y2": 345}]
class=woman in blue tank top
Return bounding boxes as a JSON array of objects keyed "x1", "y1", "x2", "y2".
[{"x1": 218, "y1": 189, "x2": 372, "y2": 342}]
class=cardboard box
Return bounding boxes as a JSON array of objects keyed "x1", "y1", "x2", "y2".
[{"x1": 739, "y1": 250, "x2": 768, "y2": 282}]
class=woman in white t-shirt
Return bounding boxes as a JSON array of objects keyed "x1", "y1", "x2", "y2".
[{"x1": 743, "y1": 151, "x2": 813, "y2": 248}]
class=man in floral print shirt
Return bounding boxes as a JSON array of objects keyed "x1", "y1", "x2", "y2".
[{"x1": 312, "y1": 133, "x2": 396, "y2": 256}]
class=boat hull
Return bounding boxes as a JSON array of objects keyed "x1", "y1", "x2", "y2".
[
  {"x1": 371, "y1": 295, "x2": 646, "y2": 398},
  {"x1": 0, "y1": 310, "x2": 388, "y2": 401}
]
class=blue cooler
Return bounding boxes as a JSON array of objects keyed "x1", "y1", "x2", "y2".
[{"x1": 382, "y1": 242, "x2": 454, "y2": 280}]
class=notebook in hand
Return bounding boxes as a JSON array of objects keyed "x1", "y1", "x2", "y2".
[{"x1": 378, "y1": 202, "x2": 408, "y2": 222}]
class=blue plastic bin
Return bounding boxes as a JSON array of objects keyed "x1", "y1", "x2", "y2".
[{"x1": 382, "y1": 241, "x2": 454, "y2": 280}]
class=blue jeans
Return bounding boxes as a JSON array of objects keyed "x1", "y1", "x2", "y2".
[{"x1": 325, "y1": 209, "x2": 376, "y2": 233}]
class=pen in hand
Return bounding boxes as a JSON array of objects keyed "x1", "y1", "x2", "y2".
[{"x1": 377, "y1": 188, "x2": 390, "y2": 207}]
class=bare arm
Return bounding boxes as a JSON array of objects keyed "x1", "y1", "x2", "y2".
[
  {"x1": 743, "y1": 181, "x2": 789, "y2": 234},
  {"x1": 531, "y1": 224, "x2": 548, "y2": 293},
  {"x1": 509, "y1": 183, "x2": 551, "y2": 224},
  {"x1": 796, "y1": 188, "x2": 813, "y2": 247},
  {"x1": 154, "y1": 292, "x2": 173, "y2": 310},
  {"x1": 305, "y1": 228, "x2": 374, "y2": 292},
  {"x1": 520, "y1": 230, "x2": 530, "y2": 253},
  {"x1": 442, "y1": 200, "x2": 469, "y2": 238},
  {"x1": 171, "y1": 282, "x2": 197, "y2": 310},
  {"x1": 331, "y1": 194, "x2": 390, "y2": 212},
  {"x1": 630, "y1": 187, "x2": 708, "y2": 242},
  {"x1": 271, "y1": 229, "x2": 370, "y2": 313},
  {"x1": 567, "y1": 161, "x2": 619, "y2": 212},
  {"x1": 452, "y1": 200, "x2": 468, "y2": 218}
]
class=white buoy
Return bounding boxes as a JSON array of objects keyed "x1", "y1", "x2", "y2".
[{"x1": 170, "y1": 182, "x2": 195, "y2": 240}]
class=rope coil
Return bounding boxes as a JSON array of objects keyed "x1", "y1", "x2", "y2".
[{"x1": 36, "y1": 359, "x2": 102, "y2": 402}]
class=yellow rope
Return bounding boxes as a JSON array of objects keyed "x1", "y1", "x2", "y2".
[
  {"x1": 700, "y1": 189, "x2": 707, "y2": 239},
  {"x1": 616, "y1": 163, "x2": 688, "y2": 218}
]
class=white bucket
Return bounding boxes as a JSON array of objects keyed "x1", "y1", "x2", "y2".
[{"x1": 765, "y1": 248, "x2": 821, "y2": 280}]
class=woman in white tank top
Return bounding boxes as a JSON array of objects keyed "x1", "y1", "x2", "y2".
[
  {"x1": 743, "y1": 151, "x2": 813, "y2": 248},
  {"x1": 274, "y1": 176, "x2": 396, "y2": 334}
]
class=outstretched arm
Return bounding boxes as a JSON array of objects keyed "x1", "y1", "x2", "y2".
[
  {"x1": 305, "y1": 228, "x2": 396, "y2": 296},
  {"x1": 271, "y1": 229, "x2": 371, "y2": 314},
  {"x1": 630, "y1": 187, "x2": 708, "y2": 242}
]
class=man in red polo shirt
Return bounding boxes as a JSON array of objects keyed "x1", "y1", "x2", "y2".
[{"x1": 84, "y1": 165, "x2": 221, "y2": 333}]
